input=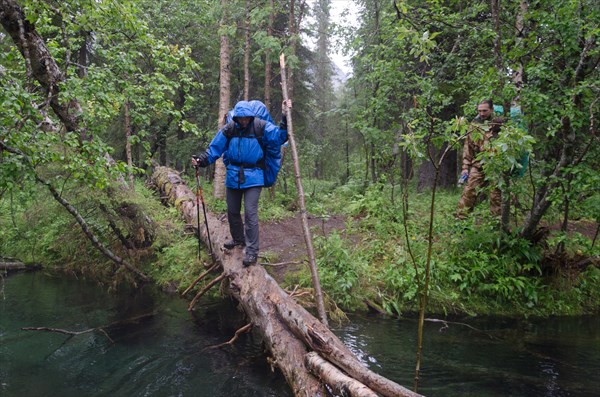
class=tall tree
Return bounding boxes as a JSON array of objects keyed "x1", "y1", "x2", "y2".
[
  {"x1": 311, "y1": 0, "x2": 334, "y2": 179},
  {"x1": 213, "y1": 0, "x2": 232, "y2": 199},
  {"x1": 264, "y1": 0, "x2": 275, "y2": 109},
  {"x1": 243, "y1": 0, "x2": 252, "y2": 100}
]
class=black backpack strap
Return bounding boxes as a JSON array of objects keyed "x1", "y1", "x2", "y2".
[
  {"x1": 250, "y1": 119, "x2": 266, "y2": 169},
  {"x1": 223, "y1": 119, "x2": 267, "y2": 169}
]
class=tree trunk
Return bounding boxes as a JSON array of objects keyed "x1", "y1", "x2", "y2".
[
  {"x1": 286, "y1": 0, "x2": 307, "y2": 102},
  {"x1": 0, "y1": 0, "x2": 88, "y2": 139},
  {"x1": 305, "y1": 353, "x2": 379, "y2": 397},
  {"x1": 149, "y1": 165, "x2": 421, "y2": 397},
  {"x1": 77, "y1": 31, "x2": 90, "y2": 78},
  {"x1": 213, "y1": 0, "x2": 231, "y2": 200},
  {"x1": 243, "y1": 0, "x2": 251, "y2": 100},
  {"x1": 1, "y1": 0, "x2": 156, "y2": 248},
  {"x1": 263, "y1": 0, "x2": 274, "y2": 110}
]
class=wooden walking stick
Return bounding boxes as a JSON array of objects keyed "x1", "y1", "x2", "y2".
[{"x1": 279, "y1": 53, "x2": 328, "y2": 327}]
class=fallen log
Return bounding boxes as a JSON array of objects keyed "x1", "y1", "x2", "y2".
[
  {"x1": 305, "y1": 352, "x2": 379, "y2": 397},
  {"x1": 0, "y1": 259, "x2": 41, "y2": 272},
  {"x1": 0, "y1": 261, "x2": 27, "y2": 271},
  {"x1": 150, "y1": 166, "x2": 422, "y2": 397}
]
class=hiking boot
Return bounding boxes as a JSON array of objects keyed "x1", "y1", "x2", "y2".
[
  {"x1": 242, "y1": 253, "x2": 258, "y2": 267},
  {"x1": 223, "y1": 240, "x2": 245, "y2": 250}
]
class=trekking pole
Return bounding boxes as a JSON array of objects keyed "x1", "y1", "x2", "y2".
[{"x1": 194, "y1": 164, "x2": 214, "y2": 261}]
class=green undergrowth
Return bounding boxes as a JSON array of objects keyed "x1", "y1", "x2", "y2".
[
  {"x1": 2, "y1": 173, "x2": 598, "y2": 317},
  {"x1": 280, "y1": 180, "x2": 600, "y2": 318},
  {"x1": 0, "y1": 179, "x2": 213, "y2": 294}
]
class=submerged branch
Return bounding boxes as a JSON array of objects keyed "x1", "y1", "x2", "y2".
[{"x1": 204, "y1": 323, "x2": 253, "y2": 351}]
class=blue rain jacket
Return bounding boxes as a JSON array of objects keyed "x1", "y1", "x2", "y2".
[{"x1": 205, "y1": 101, "x2": 287, "y2": 189}]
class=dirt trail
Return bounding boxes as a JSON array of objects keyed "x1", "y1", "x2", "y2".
[{"x1": 259, "y1": 214, "x2": 348, "y2": 268}]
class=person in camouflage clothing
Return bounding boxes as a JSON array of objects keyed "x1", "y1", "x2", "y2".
[{"x1": 456, "y1": 99, "x2": 504, "y2": 219}]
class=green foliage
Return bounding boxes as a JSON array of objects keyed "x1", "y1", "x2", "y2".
[
  {"x1": 311, "y1": 232, "x2": 367, "y2": 310},
  {"x1": 0, "y1": 186, "x2": 107, "y2": 269},
  {"x1": 478, "y1": 122, "x2": 536, "y2": 186},
  {"x1": 379, "y1": 251, "x2": 419, "y2": 315},
  {"x1": 150, "y1": 236, "x2": 203, "y2": 291}
]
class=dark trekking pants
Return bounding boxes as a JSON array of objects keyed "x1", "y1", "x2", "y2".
[{"x1": 226, "y1": 186, "x2": 262, "y2": 256}]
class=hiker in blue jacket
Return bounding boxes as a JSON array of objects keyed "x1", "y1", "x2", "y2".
[{"x1": 192, "y1": 100, "x2": 290, "y2": 266}]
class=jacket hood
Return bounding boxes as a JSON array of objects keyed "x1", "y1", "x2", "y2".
[
  {"x1": 227, "y1": 100, "x2": 274, "y2": 124},
  {"x1": 232, "y1": 101, "x2": 255, "y2": 121},
  {"x1": 249, "y1": 100, "x2": 274, "y2": 123}
]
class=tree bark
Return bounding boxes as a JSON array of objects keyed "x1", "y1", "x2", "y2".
[
  {"x1": 305, "y1": 352, "x2": 379, "y2": 397},
  {"x1": 213, "y1": 0, "x2": 231, "y2": 200},
  {"x1": 263, "y1": 0, "x2": 275, "y2": 110},
  {"x1": 243, "y1": 0, "x2": 251, "y2": 100},
  {"x1": 124, "y1": 100, "x2": 135, "y2": 190},
  {"x1": 0, "y1": 260, "x2": 39, "y2": 271},
  {"x1": 0, "y1": 0, "x2": 88, "y2": 139},
  {"x1": 150, "y1": 165, "x2": 421, "y2": 397}
]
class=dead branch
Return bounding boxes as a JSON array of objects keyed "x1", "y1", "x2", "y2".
[
  {"x1": 280, "y1": 53, "x2": 328, "y2": 327},
  {"x1": 276, "y1": 301, "x2": 421, "y2": 397},
  {"x1": 263, "y1": 260, "x2": 304, "y2": 267},
  {"x1": 21, "y1": 311, "x2": 156, "y2": 345},
  {"x1": 188, "y1": 273, "x2": 226, "y2": 310},
  {"x1": 0, "y1": 141, "x2": 150, "y2": 283},
  {"x1": 425, "y1": 318, "x2": 499, "y2": 339},
  {"x1": 181, "y1": 263, "x2": 220, "y2": 297},
  {"x1": 22, "y1": 326, "x2": 115, "y2": 343},
  {"x1": 204, "y1": 323, "x2": 253, "y2": 351}
]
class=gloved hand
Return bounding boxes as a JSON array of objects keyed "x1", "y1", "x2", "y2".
[
  {"x1": 458, "y1": 171, "x2": 469, "y2": 185},
  {"x1": 192, "y1": 152, "x2": 209, "y2": 168},
  {"x1": 279, "y1": 114, "x2": 287, "y2": 130},
  {"x1": 280, "y1": 100, "x2": 291, "y2": 130}
]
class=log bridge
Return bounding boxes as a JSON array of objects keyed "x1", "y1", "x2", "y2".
[{"x1": 151, "y1": 166, "x2": 422, "y2": 397}]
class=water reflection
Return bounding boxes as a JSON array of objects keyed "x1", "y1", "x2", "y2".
[
  {"x1": 338, "y1": 313, "x2": 600, "y2": 397},
  {"x1": 1, "y1": 272, "x2": 291, "y2": 397}
]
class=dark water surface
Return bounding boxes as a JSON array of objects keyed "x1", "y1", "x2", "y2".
[{"x1": 1, "y1": 272, "x2": 599, "y2": 396}]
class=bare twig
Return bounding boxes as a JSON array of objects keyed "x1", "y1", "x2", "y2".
[
  {"x1": 425, "y1": 318, "x2": 499, "y2": 340},
  {"x1": 188, "y1": 273, "x2": 226, "y2": 311},
  {"x1": 21, "y1": 311, "x2": 157, "y2": 345},
  {"x1": 203, "y1": 323, "x2": 253, "y2": 350},
  {"x1": 263, "y1": 260, "x2": 304, "y2": 267},
  {"x1": 181, "y1": 263, "x2": 220, "y2": 297}
]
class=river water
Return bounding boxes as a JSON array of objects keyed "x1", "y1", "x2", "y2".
[{"x1": 1, "y1": 272, "x2": 598, "y2": 396}]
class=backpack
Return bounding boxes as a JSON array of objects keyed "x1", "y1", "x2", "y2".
[
  {"x1": 510, "y1": 105, "x2": 529, "y2": 178},
  {"x1": 223, "y1": 102, "x2": 281, "y2": 188}
]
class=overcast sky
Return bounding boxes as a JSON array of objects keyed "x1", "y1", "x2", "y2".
[{"x1": 329, "y1": 0, "x2": 358, "y2": 75}]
